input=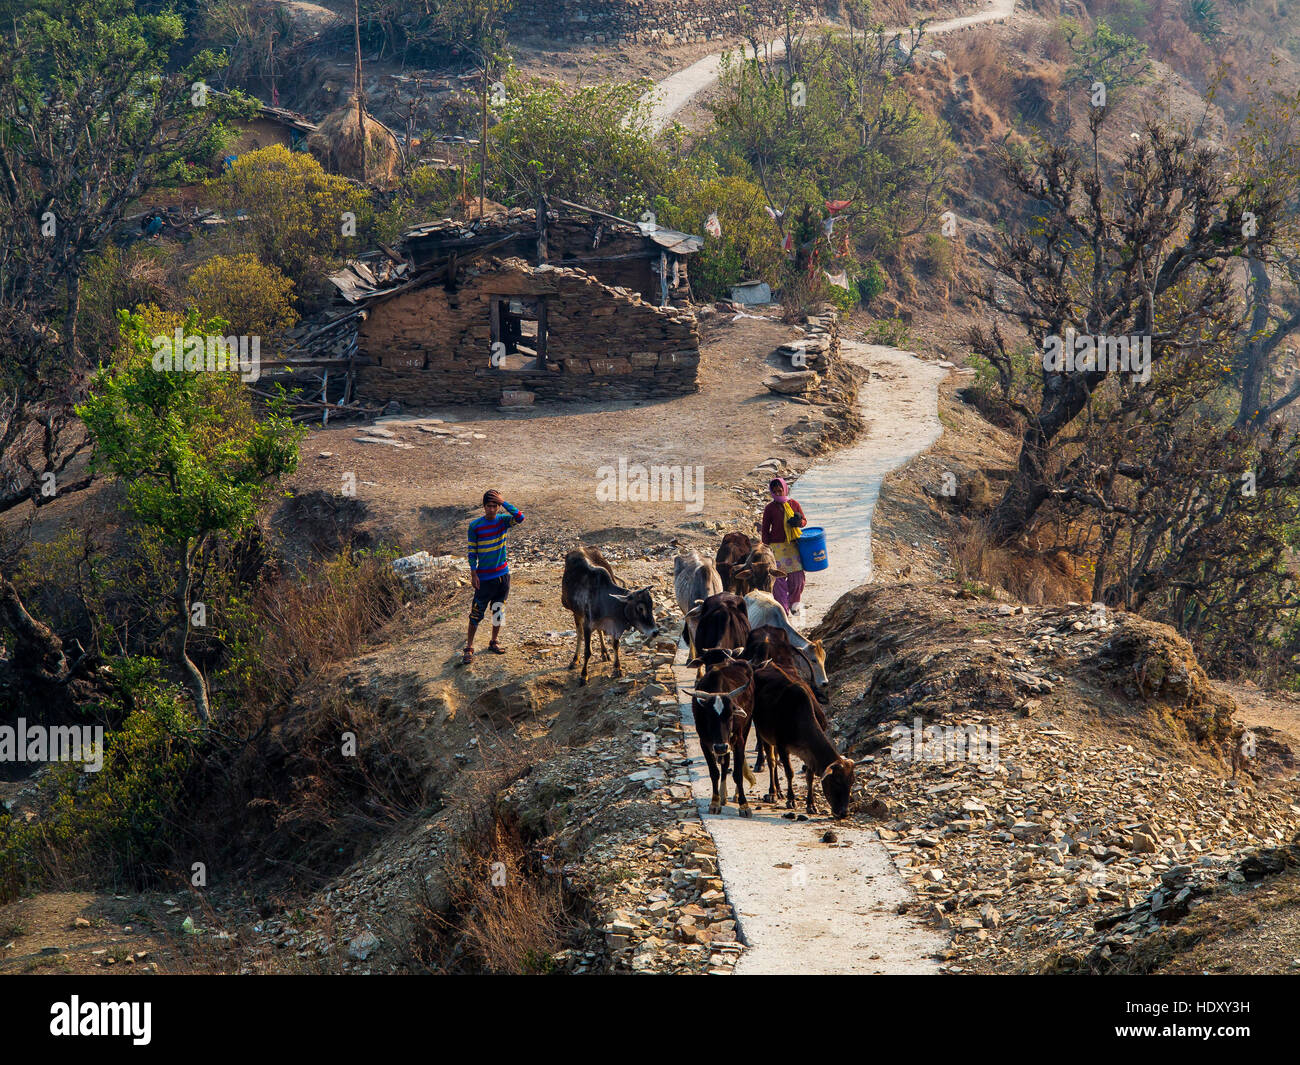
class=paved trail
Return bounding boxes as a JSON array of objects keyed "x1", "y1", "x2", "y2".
[
  {"x1": 646, "y1": 0, "x2": 1018, "y2": 132},
  {"x1": 673, "y1": 342, "x2": 950, "y2": 974}
]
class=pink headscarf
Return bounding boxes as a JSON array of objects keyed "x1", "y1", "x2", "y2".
[{"x1": 769, "y1": 477, "x2": 789, "y2": 501}]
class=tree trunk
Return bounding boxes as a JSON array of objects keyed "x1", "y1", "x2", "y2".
[
  {"x1": 175, "y1": 544, "x2": 210, "y2": 724},
  {"x1": 1236, "y1": 258, "x2": 1272, "y2": 429},
  {"x1": 0, "y1": 573, "x2": 69, "y2": 686},
  {"x1": 987, "y1": 372, "x2": 1093, "y2": 543}
]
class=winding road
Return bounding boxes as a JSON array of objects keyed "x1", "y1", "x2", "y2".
[
  {"x1": 673, "y1": 343, "x2": 950, "y2": 974},
  {"x1": 658, "y1": 0, "x2": 1017, "y2": 975},
  {"x1": 646, "y1": 0, "x2": 1018, "y2": 132}
]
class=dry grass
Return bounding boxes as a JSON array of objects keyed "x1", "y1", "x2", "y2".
[
  {"x1": 949, "y1": 517, "x2": 1089, "y2": 605},
  {"x1": 228, "y1": 549, "x2": 403, "y2": 710},
  {"x1": 404, "y1": 809, "x2": 578, "y2": 975}
]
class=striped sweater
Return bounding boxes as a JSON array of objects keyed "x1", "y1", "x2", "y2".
[{"x1": 468, "y1": 501, "x2": 524, "y2": 578}]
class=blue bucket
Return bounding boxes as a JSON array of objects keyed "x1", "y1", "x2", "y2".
[{"x1": 797, "y1": 527, "x2": 829, "y2": 572}]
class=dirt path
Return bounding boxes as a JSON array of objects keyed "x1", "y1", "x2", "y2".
[
  {"x1": 646, "y1": 0, "x2": 1018, "y2": 132},
  {"x1": 672, "y1": 342, "x2": 951, "y2": 974}
]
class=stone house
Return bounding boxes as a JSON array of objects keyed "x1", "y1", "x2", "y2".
[{"x1": 332, "y1": 204, "x2": 703, "y2": 406}]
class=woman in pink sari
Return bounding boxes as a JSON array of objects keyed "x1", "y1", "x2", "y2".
[{"x1": 761, "y1": 477, "x2": 807, "y2": 613}]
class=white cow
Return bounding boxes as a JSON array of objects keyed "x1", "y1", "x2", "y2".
[
  {"x1": 743, "y1": 591, "x2": 830, "y2": 693},
  {"x1": 674, "y1": 550, "x2": 724, "y2": 655}
]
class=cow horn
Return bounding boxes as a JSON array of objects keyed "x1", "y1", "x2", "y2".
[
  {"x1": 609, "y1": 591, "x2": 629, "y2": 602},
  {"x1": 723, "y1": 682, "x2": 749, "y2": 700},
  {"x1": 681, "y1": 688, "x2": 701, "y2": 699}
]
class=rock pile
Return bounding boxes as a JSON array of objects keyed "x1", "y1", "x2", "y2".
[{"x1": 818, "y1": 586, "x2": 1300, "y2": 972}]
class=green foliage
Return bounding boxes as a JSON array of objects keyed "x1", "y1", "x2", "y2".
[
  {"x1": 1062, "y1": 19, "x2": 1151, "y2": 100},
  {"x1": 77, "y1": 309, "x2": 304, "y2": 549},
  {"x1": 0, "y1": 657, "x2": 199, "y2": 902},
  {"x1": 856, "y1": 260, "x2": 886, "y2": 304},
  {"x1": 1185, "y1": 0, "x2": 1223, "y2": 41},
  {"x1": 657, "y1": 171, "x2": 783, "y2": 300},
  {"x1": 488, "y1": 76, "x2": 673, "y2": 216},
  {"x1": 373, "y1": 163, "x2": 463, "y2": 243},
  {"x1": 868, "y1": 316, "x2": 912, "y2": 346},
  {"x1": 212, "y1": 145, "x2": 369, "y2": 289},
  {"x1": 702, "y1": 31, "x2": 957, "y2": 299},
  {"x1": 187, "y1": 253, "x2": 298, "y2": 336}
]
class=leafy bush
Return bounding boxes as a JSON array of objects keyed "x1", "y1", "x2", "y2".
[
  {"x1": 187, "y1": 253, "x2": 298, "y2": 335},
  {"x1": 856, "y1": 260, "x2": 887, "y2": 304},
  {"x1": 212, "y1": 145, "x2": 368, "y2": 290},
  {"x1": 488, "y1": 76, "x2": 674, "y2": 217},
  {"x1": 0, "y1": 657, "x2": 199, "y2": 902},
  {"x1": 657, "y1": 171, "x2": 783, "y2": 301}
]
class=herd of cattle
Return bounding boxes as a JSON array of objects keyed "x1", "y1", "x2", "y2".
[{"x1": 559, "y1": 532, "x2": 855, "y2": 822}]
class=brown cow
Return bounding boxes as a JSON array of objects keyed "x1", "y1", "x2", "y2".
[
  {"x1": 682, "y1": 656, "x2": 757, "y2": 817},
  {"x1": 752, "y1": 662, "x2": 854, "y2": 817},
  {"x1": 686, "y1": 592, "x2": 750, "y2": 658},
  {"x1": 715, "y1": 531, "x2": 753, "y2": 594},
  {"x1": 742, "y1": 625, "x2": 828, "y2": 783},
  {"x1": 732, "y1": 543, "x2": 786, "y2": 596}
]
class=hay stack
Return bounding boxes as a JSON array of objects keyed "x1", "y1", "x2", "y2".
[{"x1": 308, "y1": 95, "x2": 402, "y2": 187}]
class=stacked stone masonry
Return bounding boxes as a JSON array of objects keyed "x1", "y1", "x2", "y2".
[
  {"x1": 357, "y1": 257, "x2": 701, "y2": 405},
  {"x1": 513, "y1": 0, "x2": 826, "y2": 44}
]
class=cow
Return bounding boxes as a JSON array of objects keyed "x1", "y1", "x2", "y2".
[
  {"x1": 673, "y1": 550, "x2": 723, "y2": 656},
  {"x1": 681, "y1": 656, "x2": 757, "y2": 817},
  {"x1": 732, "y1": 543, "x2": 786, "y2": 596},
  {"x1": 744, "y1": 592, "x2": 830, "y2": 698},
  {"x1": 715, "y1": 531, "x2": 753, "y2": 594},
  {"x1": 741, "y1": 625, "x2": 828, "y2": 782},
  {"x1": 686, "y1": 592, "x2": 750, "y2": 659},
  {"x1": 751, "y1": 662, "x2": 855, "y2": 818},
  {"x1": 561, "y1": 546, "x2": 659, "y2": 685}
]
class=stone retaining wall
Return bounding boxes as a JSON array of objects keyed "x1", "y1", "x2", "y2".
[{"x1": 512, "y1": 0, "x2": 826, "y2": 44}]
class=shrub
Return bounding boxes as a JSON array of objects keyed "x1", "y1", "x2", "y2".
[
  {"x1": 0, "y1": 657, "x2": 199, "y2": 902},
  {"x1": 213, "y1": 145, "x2": 368, "y2": 290},
  {"x1": 658, "y1": 172, "x2": 784, "y2": 301},
  {"x1": 857, "y1": 260, "x2": 887, "y2": 304},
  {"x1": 187, "y1": 253, "x2": 298, "y2": 336}
]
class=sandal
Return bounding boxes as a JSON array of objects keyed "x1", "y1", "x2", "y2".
[
  {"x1": 461, "y1": 647, "x2": 474, "y2": 664},
  {"x1": 486, "y1": 642, "x2": 507, "y2": 655}
]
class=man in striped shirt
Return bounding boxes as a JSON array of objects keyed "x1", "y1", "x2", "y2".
[{"x1": 464, "y1": 489, "x2": 524, "y2": 664}]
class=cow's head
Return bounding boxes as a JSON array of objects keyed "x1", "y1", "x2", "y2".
[
  {"x1": 683, "y1": 676, "x2": 751, "y2": 757},
  {"x1": 734, "y1": 549, "x2": 786, "y2": 594},
  {"x1": 674, "y1": 552, "x2": 699, "y2": 579},
  {"x1": 613, "y1": 586, "x2": 659, "y2": 638},
  {"x1": 819, "y1": 757, "x2": 855, "y2": 819}
]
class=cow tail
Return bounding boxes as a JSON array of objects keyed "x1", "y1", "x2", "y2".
[{"x1": 743, "y1": 761, "x2": 756, "y2": 787}]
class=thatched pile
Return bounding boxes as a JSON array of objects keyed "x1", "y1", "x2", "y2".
[{"x1": 308, "y1": 96, "x2": 402, "y2": 187}]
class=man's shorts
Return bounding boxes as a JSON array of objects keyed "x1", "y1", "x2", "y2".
[{"x1": 469, "y1": 574, "x2": 510, "y2": 624}]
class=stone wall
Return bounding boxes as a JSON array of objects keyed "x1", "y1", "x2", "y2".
[
  {"x1": 512, "y1": 0, "x2": 825, "y2": 44},
  {"x1": 356, "y1": 257, "x2": 700, "y2": 405}
]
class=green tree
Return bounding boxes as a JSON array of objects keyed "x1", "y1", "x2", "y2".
[
  {"x1": 0, "y1": 0, "x2": 228, "y2": 516},
  {"x1": 489, "y1": 77, "x2": 672, "y2": 216},
  {"x1": 188, "y1": 253, "x2": 299, "y2": 337},
  {"x1": 213, "y1": 145, "x2": 368, "y2": 290},
  {"x1": 1062, "y1": 19, "x2": 1151, "y2": 104},
  {"x1": 77, "y1": 310, "x2": 305, "y2": 722}
]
